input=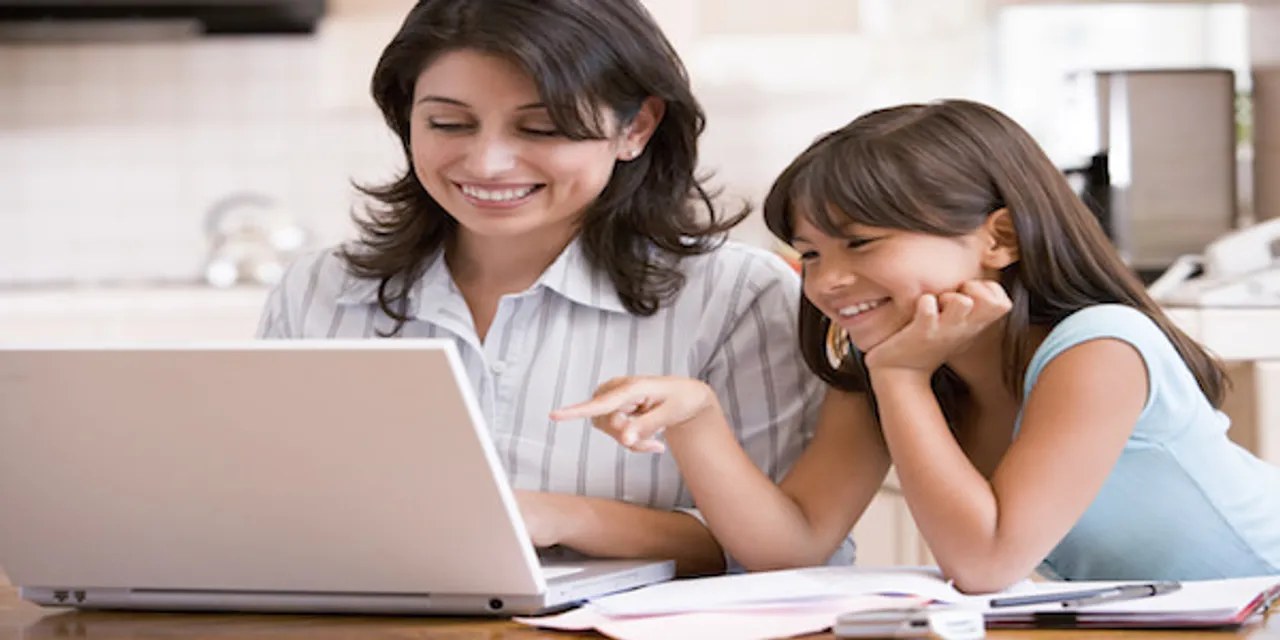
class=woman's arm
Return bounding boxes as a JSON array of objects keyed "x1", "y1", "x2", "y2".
[
  {"x1": 555, "y1": 383, "x2": 892, "y2": 570},
  {"x1": 871, "y1": 338, "x2": 1146, "y2": 592},
  {"x1": 517, "y1": 490, "x2": 727, "y2": 576}
]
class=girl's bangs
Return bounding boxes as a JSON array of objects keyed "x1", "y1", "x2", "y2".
[{"x1": 787, "y1": 141, "x2": 931, "y2": 237}]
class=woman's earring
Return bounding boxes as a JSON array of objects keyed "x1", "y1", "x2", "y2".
[
  {"x1": 825, "y1": 322, "x2": 851, "y2": 369},
  {"x1": 625, "y1": 148, "x2": 640, "y2": 159}
]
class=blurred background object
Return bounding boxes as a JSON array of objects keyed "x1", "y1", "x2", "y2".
[
  {"x1": 202, "y1": 192, "x2": 311, "y2": 288},
  {"x1": 1063, "y1": 68, "x2": 1239, "y2": 282},
  {"x1": 0, "y1": 0, "x2": 327, "y2": 40}
]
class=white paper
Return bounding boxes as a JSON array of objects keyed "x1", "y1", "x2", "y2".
[
  {"x1": 518, "y1": 594, "x2": 924, "y2": 640},
  {"x1": 516, "y1": 568, "x2": 1279, "y2": 640},
  {"x1": 590, "y1": 565, "x2": 1276, "y2": 618},
  {"x1": 589, "y1": 566, "x2": 963, "y2": 617}
]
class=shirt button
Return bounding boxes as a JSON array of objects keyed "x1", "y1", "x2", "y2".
[{"x1": 490, "y1": 361, "x2": 508, "y2": 375}]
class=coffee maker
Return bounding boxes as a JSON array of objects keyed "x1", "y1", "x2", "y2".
[
  {"x1": 1064, "y1": 151, "x2": 1111, "y2": 239},
  {"x1": 1063, "y1": 68, "x2": 1240, "y2": 282}
]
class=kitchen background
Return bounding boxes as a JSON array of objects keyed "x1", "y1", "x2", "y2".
[
  {"x1": 1, "y1": 0, "x2": 1279, "y2": 574},
  {"x1": 0, "y1": 0, "x2": 1271, "y2": 289}
]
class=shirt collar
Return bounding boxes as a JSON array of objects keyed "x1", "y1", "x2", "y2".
[
  {"x1": 333, "y1": 247, "x2": 451, "y2": 315},
  {"x1": 334, "y1": 237, "x2": 629, "y2": 317},
  {"x1": 535, "y1": 236, "x2": 629, "y2": 314}
]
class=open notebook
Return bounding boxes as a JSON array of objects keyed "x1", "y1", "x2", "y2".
[{"x1": 518, "y1": 566, "x2": 1280, "y2": 640}]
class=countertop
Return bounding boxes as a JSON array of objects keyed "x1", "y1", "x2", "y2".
[{"x1": 0, "y1": 284, "x2": 271, "y2": 316}]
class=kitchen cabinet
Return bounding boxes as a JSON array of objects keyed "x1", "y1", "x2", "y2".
[
  {"x1": 852, "y1": 470, "x2": 936, "y2": 567},
  {"x1": 1169, "y1": 307, "x2": 1280, "y2": 467},
  {"x1": 1221, "y1": 359, "x2": 1280, "y2": 464}
]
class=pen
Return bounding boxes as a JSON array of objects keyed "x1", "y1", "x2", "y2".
[
  {"x1": 1055, "y1": 582, "x2": 1182, "y2": 609},
  {"x1": 988, "y1": 581, "x2": 1181, "y2": 609}
]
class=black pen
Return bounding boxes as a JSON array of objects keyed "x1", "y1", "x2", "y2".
[{"x1": 989, "y1": 581, "x2": 1182, "y2": 609}]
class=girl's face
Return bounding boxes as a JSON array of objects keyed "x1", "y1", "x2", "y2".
[
  {"x1": 409, "y1": 48, "x2": 659, "y2": 248},
  {"x1": 791, "y1": 213, "x2": 998, "y2": 353}
]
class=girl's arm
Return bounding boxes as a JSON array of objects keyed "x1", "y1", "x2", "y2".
[
  {"x1": 555, "y1": 382, "x2": 892, "y2": 570},
  {"x1": 870, "y1": 338, "x2": 1146, "y2": 593}
]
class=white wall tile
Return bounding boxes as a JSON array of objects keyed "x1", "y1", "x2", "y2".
[
  {"x1": 0, "y1": 1, "x2": 996, "y2": 285},
  {"x1": 0, "y1": 31, "x2": 371, "y2": 285}
]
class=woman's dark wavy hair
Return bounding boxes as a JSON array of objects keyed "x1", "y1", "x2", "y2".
[
  {"x1": 763, "y1": 99, "x2": 1228, "y2": 425},
  {"x1": 342, "y1": 0, "x2": 746, "y2": 335}
]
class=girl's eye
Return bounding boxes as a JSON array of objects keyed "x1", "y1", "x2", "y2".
[
  {"x1": 846, "y1": 238, "x2": 873, "y2": 250},
  {"x1": 798, "y1": 250, "x2": 819, "y2": 261}
]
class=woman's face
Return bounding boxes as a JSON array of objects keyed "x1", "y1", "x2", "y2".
[{"x1": 410, "y1": 48, "x2": 654, "y2": 248}]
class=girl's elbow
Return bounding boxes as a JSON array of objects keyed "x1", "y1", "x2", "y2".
[
  {"x1": 949, "y1": 572, "x2": 1019, "y2": 595},
  {"x1": 737, "y1": 547, "x2": 832, "y2": 572},
  {"x1": 730, "y1": 527, "x2": 840, "y2": 571},
  {"x1": 945, "y1": 559, "x2": 1034, "y2": 595},
  {"x1": 741, "y1": 558, "x2": 801, "y2": 572}
]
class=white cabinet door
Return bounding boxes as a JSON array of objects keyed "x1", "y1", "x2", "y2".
[
  {"x1": 852, "y1": 491, "x2": 904, "y2": 567},
  {"x1": 854, "y1": 482, "x2": 937, "y2": 568},
  {"x1": 1217, "y1": 360, "x2": 1280, "y2": 464}
]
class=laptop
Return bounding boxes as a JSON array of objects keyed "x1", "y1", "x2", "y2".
[{"x1": 0, "y1": 340, "x2": 675, "y2": 616}]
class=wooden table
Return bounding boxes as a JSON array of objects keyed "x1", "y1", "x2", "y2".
[{"x1": 1, "y1": 585, "x2": 1276, "y2": 639}]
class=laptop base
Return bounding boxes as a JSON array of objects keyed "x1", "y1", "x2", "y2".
[{"x1": 20, "y1": 559, "x2": 675, "y2": 617}]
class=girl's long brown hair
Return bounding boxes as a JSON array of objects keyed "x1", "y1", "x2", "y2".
[{"x1": 763, "y1": 100, "x2": 1227, "y2": 424}]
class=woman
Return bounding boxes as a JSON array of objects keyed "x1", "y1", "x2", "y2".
[
  {"x1": 557, "y1": 99, "x2": 1280, "y2": 590},
  {"x1": 256, "y1": 0, "x2": 839, "y2": 576}
]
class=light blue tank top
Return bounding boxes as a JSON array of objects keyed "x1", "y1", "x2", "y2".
[{"x1": 1015, "y1": 304, "x2": 1280, "y2": 581}]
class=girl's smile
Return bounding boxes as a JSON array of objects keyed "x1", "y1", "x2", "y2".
[{"x1": 831, "y1": 296, "x2": 892, "y2": 331}]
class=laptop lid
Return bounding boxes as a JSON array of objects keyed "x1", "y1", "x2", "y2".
[{"x1": 0, "y1": 340, "x2": 550, "y2": 600}]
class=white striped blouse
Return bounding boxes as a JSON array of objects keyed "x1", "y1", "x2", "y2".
[{"x1": 256, "y1": 237, "x2": 855, "y2": 564}]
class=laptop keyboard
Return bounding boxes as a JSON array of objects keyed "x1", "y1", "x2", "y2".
[{"x1": 541, "y1": 566, "x2": 586, "y2": 580}]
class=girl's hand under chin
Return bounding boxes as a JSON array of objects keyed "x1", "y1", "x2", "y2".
[{"x1": 863, "y1": 279, "x2": 1013, "y2": 375}]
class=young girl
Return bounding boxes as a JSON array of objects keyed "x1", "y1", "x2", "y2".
[
  {"x1": 553, "y1": 99, "x2": 1280, "y2": 591},
  {"x1": 256, "y1": 0, "x2": 836, "y2": 576}
]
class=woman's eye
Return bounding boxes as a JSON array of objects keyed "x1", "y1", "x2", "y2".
[
  {"x1": 428, "y1": 121, "x2": 471, "y2": 131},
  {"x1": 522, "y1": 127, "x2": 561, "y2": 137}
]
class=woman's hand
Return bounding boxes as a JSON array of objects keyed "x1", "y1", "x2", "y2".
[
  {"x1": 514, "y1": 489, "x2": 568, "y2": 548},
  {"x1": 864, "y1": 279, "x2": 1012, "y2": 375},
  {"x1": 550, "y1": 376, "x2": 719, "y2": 453}
]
